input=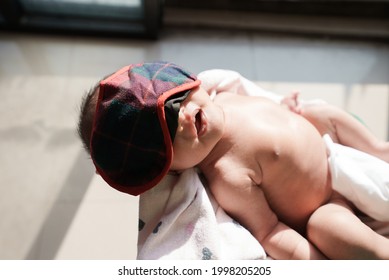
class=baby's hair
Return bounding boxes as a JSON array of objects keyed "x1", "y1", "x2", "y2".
[
  {"x1": 77, "y1": 81, "x2": 100, "y2": 155},
  {"x1": 78, "y1": 73, "x2": 114, "y2": 154}
]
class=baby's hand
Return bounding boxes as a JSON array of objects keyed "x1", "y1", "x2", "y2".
[{"x1": 281, "y1": 91, "x2": 302, "y2": 114}]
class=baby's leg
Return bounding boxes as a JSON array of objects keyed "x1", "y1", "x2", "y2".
[
  {"x1": 295, "y1": 95, "x2": 389, "y2": 162},
  {"x1": 322, "y1": 105, "x2": 389, "y2": 162},
  {"x1": 307, "y1": 196, "x2": 389, "y2": 259}
]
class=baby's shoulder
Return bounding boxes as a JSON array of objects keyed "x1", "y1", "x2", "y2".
[{"x1": 212, "y1": 91, "x2": 237, "y2": 103}]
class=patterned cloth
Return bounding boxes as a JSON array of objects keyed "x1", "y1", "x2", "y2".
[{"x1": 90, "y1": 62, "x2": 201, "y2": 196}]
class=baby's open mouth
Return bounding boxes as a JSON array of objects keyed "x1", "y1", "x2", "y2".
[{"x1": 194, "y1": 110, "x2": 206, "y2": 137}]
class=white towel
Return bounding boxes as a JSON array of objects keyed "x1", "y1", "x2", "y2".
[{"x1": 325, "y1": 134, "x2": 389, "y2": 222}]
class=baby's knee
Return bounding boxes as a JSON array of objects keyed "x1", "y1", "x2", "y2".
[
  {"x1": 306, "y1": 204, "x2": 348, "y2": 243},
  {"x1": 306, "y1": 205, "x2": 352, "y2": 258}
]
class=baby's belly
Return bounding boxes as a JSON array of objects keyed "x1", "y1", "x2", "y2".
[
  {"x1": 267, "y1": 169, "x2": 332, "y2": 232},
  {"x1": 260, "y1": 133, "x2": 332, "y2": 232}
]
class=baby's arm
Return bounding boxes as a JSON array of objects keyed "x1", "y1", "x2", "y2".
[
  {"x1": 262, "y1": 220, "x2": 327, "y2": 259},
  {"x1": 210, "y1": 174, "x2": 325, "y2": 259},
  {"x1": 283, "y1": 92, "x2": 389, "y2": 163},
  {"x1": 239, "y1": 189, "x2": 326, "y2": 259}
]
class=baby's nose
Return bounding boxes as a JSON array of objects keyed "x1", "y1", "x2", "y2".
[
  {"x1": 179, "y1": 103, "x2": 196, "y2": 122},
  {"x1": 178, "y1": 110, "x2": 191, "y2": 127}
]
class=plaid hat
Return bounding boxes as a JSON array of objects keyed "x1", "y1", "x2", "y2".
[{"x1": 90, "y1": 62, "x2": 201, "y2": 195}]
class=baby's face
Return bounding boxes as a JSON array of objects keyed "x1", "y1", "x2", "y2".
[{"x1": 170, "y1": 86, "x2": 224, "y2": 170}]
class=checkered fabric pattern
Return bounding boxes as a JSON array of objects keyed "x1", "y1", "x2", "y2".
[{"x1": 90, "y1": 62, "x2": 201, "y2": 195}]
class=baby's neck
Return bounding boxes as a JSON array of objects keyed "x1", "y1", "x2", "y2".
[{"x1": 197, "y1": 107, "x2": 235, "y2": 174}]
